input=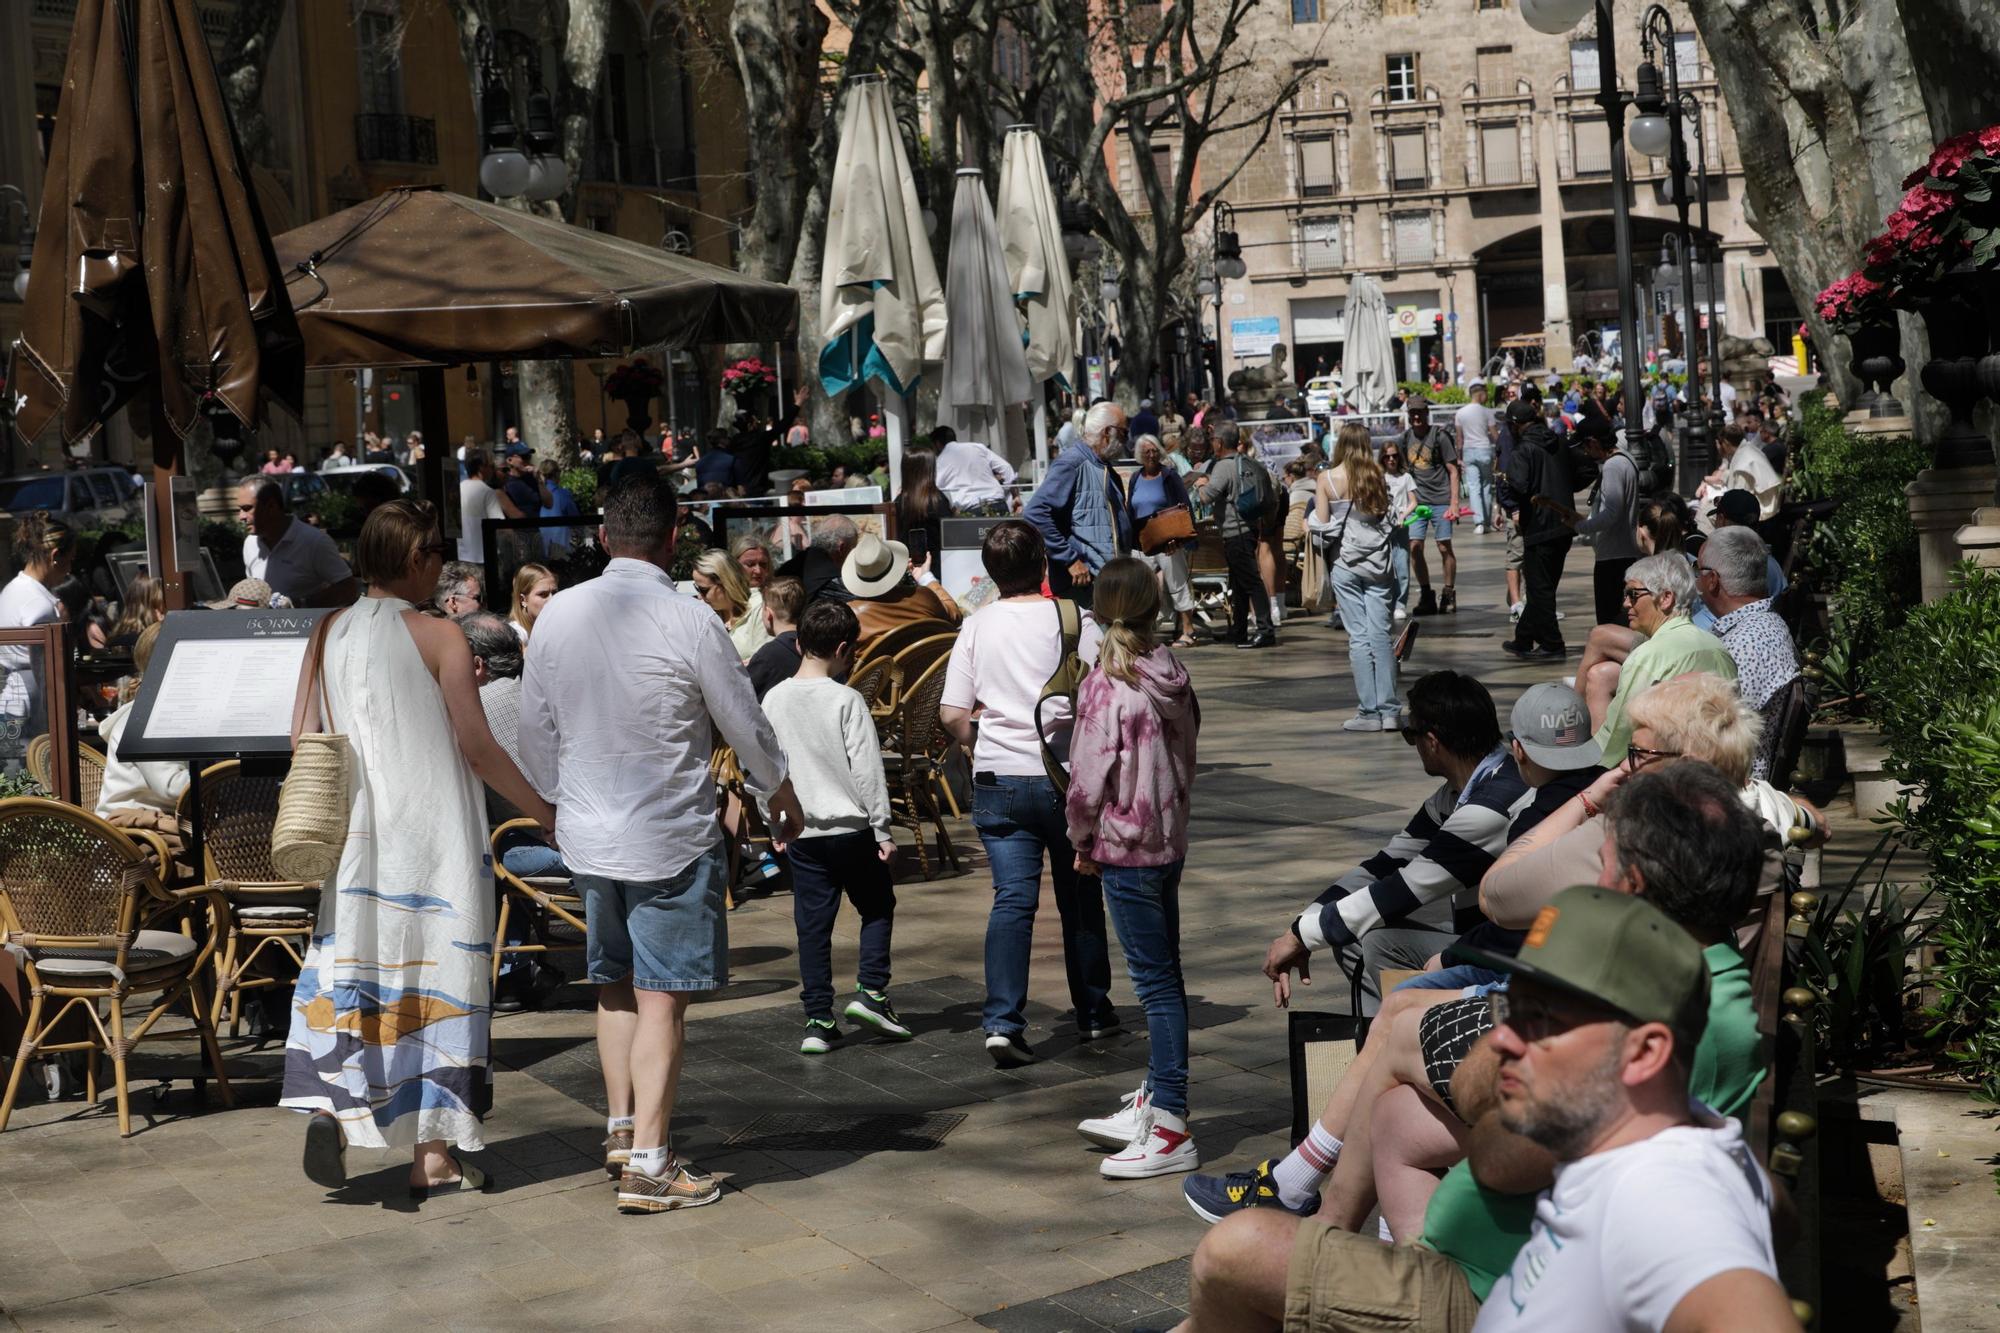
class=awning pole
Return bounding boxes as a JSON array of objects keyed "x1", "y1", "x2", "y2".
[
  {"x1": 148, "y1": 393, "x2": 189, "y2": 612},
  {"x1": 884, "y1": 392, "x2": 906, "y2": 501}
]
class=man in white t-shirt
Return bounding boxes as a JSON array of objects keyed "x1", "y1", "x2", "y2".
[
  {"x1": 1171, "y1": 886, "x2": 1794, "y2": 1333},
  {"x1": 458, "y1": 447, "x2": 525, "y2": 568},
  {"x1": 938, "y1": 518, "x2": 1116, "y2": 1069},
  {"x1": 1454, "y1": 384, "x2": 1498, "y2": 534},
  {"x1": 1458, "y1": 887, "x2": 1796, "y2": 1332},
  {"x1": 930, "y1": 424, "x2": 1017, "y2": 516},
  {"x1": 235, "y1": 478, "x2": 357, "y2": 608}
]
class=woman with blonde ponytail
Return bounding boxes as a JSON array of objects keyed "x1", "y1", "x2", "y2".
[
  {"x1": 1314, "y1": 423, "x2": 1401, "y2": 731},
  {"x1": 1064, "y1": 557, "x2": 1203, "y2": 1180}
]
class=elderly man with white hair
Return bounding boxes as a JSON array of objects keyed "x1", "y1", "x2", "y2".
[
  {"x1": 1023, "y1": 400, "x2": 1133, "y2": 608},
  {"x1": 1583, "y1": 552, "x2": 1736, "y2": 765},
  {"x1": 1698, "y1": 525, "x2": 1800, "y2": 779}
]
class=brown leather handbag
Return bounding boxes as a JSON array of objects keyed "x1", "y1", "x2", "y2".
[{"x1": 1138, "y1": 504, "x2": 1195, "y2": 555}]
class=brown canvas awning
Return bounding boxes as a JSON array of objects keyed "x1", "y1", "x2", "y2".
[{"x1": 274, "y1": 187, "x2": 798, "y2": 369}]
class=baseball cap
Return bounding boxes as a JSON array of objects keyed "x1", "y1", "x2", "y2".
[
  {"x1": 1505, "y1": 398, "x2": 1538, "y2": 427},
  {"x1": 1709, "y1": 489, "x2": 1759, "y2": 526},
  {"x1": 1509, "y1": 682, "x2": 1603, "y2": 771},
  {"x1": 1455, "y1": 885, "x2": 1711, "y2": 1046}
]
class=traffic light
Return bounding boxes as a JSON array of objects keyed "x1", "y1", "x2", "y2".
[{"x1": 1434, "y1": 314, "x2": 1445, "y2": 342}]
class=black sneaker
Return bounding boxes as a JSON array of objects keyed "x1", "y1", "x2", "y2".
[
  {"x1": 844, "y1": 988, "x2": 913, "y2": 1040},
  {"x1": 1079, "y1": 1018, "x2": 1123, "y2": 1041},
  {"x1": 1414, "y1": 588, "x2": 1439, "y2": 616},
  {"x1": 1182, "y1": 1159, "x2": 1322, "y2": 1225},
  {"x1": 1500, "y1": 639, "x2": 1534, "y2": 658},
  {"x1": 1235, "y1": 631, "x2": 1277, "y2": 650},
  {"x1": 800, "y1": 1018, "x2": 844, "y2": 1055},
  {"x1": 1526, "y1": 644, "x2": 1567, "y2": 661},
  {"x1": 984, "y1": 1031, "x2": 1036, "y2": 1067},
  {"x1": 1438, "y1": 586, "x2": 1457, "y2": 614}
]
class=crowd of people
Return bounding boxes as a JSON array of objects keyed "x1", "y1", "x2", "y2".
[{"x1": 0, "y1": 343, "x2": 1817, "y2": 1329}]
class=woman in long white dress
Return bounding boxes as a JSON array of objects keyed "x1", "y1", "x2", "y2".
[{"x1": 282, "y1": 499, "x2": 556, "y2": 1197}]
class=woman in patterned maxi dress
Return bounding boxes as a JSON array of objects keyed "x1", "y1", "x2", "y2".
[{"x1": 282, "y1": 500, "x2": 556, "y2": 1195}]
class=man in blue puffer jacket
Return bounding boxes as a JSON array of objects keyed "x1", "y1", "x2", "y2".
[{"x1": 1024, "y1": 401, "x2": 1133, "y2": 610}]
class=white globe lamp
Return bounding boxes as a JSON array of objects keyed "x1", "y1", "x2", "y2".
[
  {"x1": 1519, "y1": 0, "x2": 1595, "y2": 36},
  {"x1": 1628, "y1": 113, "x2": 1672, "y2": 159},
  {"x1": 480, "y1": 148, "x2": 532, "y2": 199}
]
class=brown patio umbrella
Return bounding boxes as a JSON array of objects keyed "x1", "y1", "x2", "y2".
[
  {"x1": 274, "y1": 187, "x2": 799, "y2": 368},
  {"x1": 6, "y1": 0, "x2": 303, "y2": 448}
]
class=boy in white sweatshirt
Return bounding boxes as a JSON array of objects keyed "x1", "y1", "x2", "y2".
[{"x1": 760, "y1": 601, "x2": 911, "y2": 1054}]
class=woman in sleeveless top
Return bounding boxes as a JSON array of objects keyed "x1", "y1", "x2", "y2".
[
  {"x1": 283, "y1": 500, "x2": 556, "y2": 1198},
  {"x1": 1314, "y1": 423, "x2": 1401, "y2": 732}
]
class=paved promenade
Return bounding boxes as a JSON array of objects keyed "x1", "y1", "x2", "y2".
[{"x1": 2, "y1": 533, "x2": 1589, "y2": 1333}]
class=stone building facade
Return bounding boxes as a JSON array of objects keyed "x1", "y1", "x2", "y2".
[{"x1": 1168, "y1": 0, "x2": 1794, "y2": 391}]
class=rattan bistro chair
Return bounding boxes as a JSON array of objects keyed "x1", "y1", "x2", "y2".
[
  {"x1": 853, "y1": 618, "x2": 955, "y2": 673},
  {"x1": 0, "y1": 797, "x2": 233, "y2": 1135},
  {"x1": 881, "y1": 656, "x2": 963, "y2": 880},
  {"x1": 23, "y1": 734, "x2": 52, "y2": 791},
  {"x1": 177, "y1": 762, "x2": 320, "y2": 1034},
  {"x1": 488, "y1": 818, "x2": 586, "y2": 990},
  {"x1": 76, "y1": 743, "x2": 107, "y2": 813}
]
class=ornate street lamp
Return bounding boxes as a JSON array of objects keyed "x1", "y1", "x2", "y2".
[
  {"x1": 1211, "y1": 202, "x2": 1245, "y2": 404},
  {"x1": 1676, "y1": 89, "x2": 1725, "y2": 441},
  {"x1": 1631, "y1": 5, "x2": 1708, "y2": 492},
  {"x1": 1519, "y1": 0, "x2": 1643, "y2": 451},
  {"x1": 476, "y1": 32, "x2": 568, "y2": 203}
]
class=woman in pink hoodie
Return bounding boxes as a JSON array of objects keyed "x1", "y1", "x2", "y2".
[{"x1": 1065, "y1": 556, "x2": 1201, "y2": 1181}]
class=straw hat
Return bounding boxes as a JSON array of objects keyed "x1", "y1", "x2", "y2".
[{"x1": 841, "y1": 532, "x2": 910, "y2": 598}]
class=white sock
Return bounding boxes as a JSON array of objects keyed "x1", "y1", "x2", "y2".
[
  {"x1": 607, "y1": 1116, "x2": 634, "y2": 1134},
  {"x1": 1272, "y1": 1123, "x2": 1342, "y2": 1208},
  {"x1": 628, "y1": 1145, "x2": 669, "y2": 1178}
]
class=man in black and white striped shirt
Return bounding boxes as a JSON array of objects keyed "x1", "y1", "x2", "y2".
[{"x1": 1263, "y1": 672, "x2": 1526, "y2": 1016}]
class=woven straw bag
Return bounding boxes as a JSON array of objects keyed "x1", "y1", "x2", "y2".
[{"x1": 271, "y1": 609, "x2": 351, "y2": 883}]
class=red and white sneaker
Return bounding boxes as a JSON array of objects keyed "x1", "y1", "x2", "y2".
[
  {"x1": 1099, "y1": 1109, "x2": 1197, "y2": 1179},
  {"x1": 1078, "y1": 1085, "x2": 1149, "y2": 1148}
]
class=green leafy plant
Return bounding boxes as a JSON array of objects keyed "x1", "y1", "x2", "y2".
[
  {"x1": 1867, "y1": 561, "x2": 2000, "y2": 1112},
  {"x1": 0, "y1": 772, "x2": 46, "y2": 800},
  {"x1": 559, "y1": 467, "x2": 598, "y2": 512},
  {"x1": 302, "y1": 491, "x2": 362, "y2": 538},
  {"x1": 1800, "y1": 831, "x2": 1937, "y2": 1068},
  {"x1": 771, "y1": 440, "x2": 885, "y2": 482},
  {"x1": 1789, "y1": 391, "x2": 1929, "y2": 692}
]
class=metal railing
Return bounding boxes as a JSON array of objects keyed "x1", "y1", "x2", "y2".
[{"x1": 354, "y1": 114, "x2": 438, "y2": 166}]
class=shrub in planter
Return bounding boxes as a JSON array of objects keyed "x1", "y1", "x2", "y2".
[
  {"x1": 1867, "y1": 560, "x2": 2000, "y2": 1109},
  {"x1": 559, "y1": 467, "x2": 598, "y2": 512}
]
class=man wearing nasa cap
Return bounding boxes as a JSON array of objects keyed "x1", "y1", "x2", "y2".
[{"x1": 1457, "y1": 886, "x2": 1796, "y2": 1332}]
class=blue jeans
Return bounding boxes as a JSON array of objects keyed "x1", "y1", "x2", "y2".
[
  {"x1": 1100, "y1": 861, "x2": 1189, "y2": 1116},
  {"x1": 787, "y1": 831, "x2": 895, "y2": 1021},
  {"x1": 971, "y1": 773, "x2": 1115, "y2": 1037},
  {"x1": 1461, "y1": 450, "x2": 1495, "y2": 527},
  {"x1": 1389, "y1": 529, "x2": 1411, "y2": 610},
  {"x1": 1331, "y1": 565, "x2": 1401, "y2": 720},
  {"x1": 1393, "y1": 963, "x2": 1506, "y2": 993}
]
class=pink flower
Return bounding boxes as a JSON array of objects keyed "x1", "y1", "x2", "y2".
[{"x1": 1893, "y1": 183, "x2": 1954, "y2": 225}]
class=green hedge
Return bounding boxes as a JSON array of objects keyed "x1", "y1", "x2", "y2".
[
  {"x1": 1789, "y1": 391, "x2": 1929, "y2": 688},
  {"x1": 1867, "y1": 562, "x2": 2000, "y2": 1109},
  {"x1": 772, "y1": 441, "x2": 888, "y2": 482}
]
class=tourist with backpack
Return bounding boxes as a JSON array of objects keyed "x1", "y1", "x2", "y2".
[
  {"x1": 1570, "y1": 417, "x2": 1644, "y2": 626},
  {"x1": 938, "y1": 520, "x2": 1118, "y2": 1069},
  {"x1": 1201, "y1": 420, "x2": 1277, "y2": 648}
]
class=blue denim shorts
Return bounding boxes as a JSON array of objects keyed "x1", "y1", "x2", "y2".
[
  {"x1": 1408, "y1": 513, "x2": 1454, "y2": 542},
  {"x1": 576, "y1": 845, "x2": 729, "y2": 991}
]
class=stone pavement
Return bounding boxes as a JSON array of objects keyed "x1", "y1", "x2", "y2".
[{"x1": 1, "y1": 530, "x2": 1592, "y2": 1333}]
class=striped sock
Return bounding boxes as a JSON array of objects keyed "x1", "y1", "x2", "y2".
[{"x1": 1272, "y1": 1123, "x2": 1342, "y2": 1209}]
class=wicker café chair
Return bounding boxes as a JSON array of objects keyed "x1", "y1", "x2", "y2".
[
  {"x1": 885, "y1": 632, "x2": 960, "y2": 808},
  {"x1": 488, "y1": 817, "x2": 585, "y2": 990},
  {"x1": 846, "y1": 653, "x2": 900, "y2": 719},
  {"x1": 882, "y1": 656, "x2": 963, "y2": 880},
  {"x1": 177, "y1": 762, "x2": 320, "y2": 1035},
  {"x1": 0, "y1": 797, "x2": 233, "y2": 1136},
  {"x1": 23, "y1": 734, "x2": 52, "y2": 791},
  {"x1": 852, "y1": 618, "x2": 955, "y2": 673},
  {"x1": 76, "y1": 743, "x2": 107, "y2": 813}
]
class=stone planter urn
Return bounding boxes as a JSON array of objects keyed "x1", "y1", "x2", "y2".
[
  {"x1": 616, "y1": 394, "x2": 655, "y2": 437},
  {"x1": 1910, "y1": 270, "x2": 1993, "y2": 468},
  {"x1": 1844, "y1": 321, "x2": 1905, "y2": 419}
]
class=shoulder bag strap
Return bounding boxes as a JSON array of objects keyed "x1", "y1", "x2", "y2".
[{"x1": 289, "y1": 609, "x2": 345, "y2": 748}]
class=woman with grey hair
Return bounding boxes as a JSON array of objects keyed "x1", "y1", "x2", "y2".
[
  {"x1": 1126, "y1": 435, "x2": 1199, "y2": 647},
  {"x1": 1585, "y1": 551, "x2": 1737, "y2": 765}
]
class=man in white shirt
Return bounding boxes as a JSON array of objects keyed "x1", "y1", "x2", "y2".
[
  {"x1": 930, "y1": 424, "x2": 1017, "y2": 516},
  {"x1": 456, "y1": 448, "x2": 523, "y2": 570},
  {"x1": 235, "y1": 478, "x2": 357, "y2": 608},
  {"x1": 938, "y1": 518, "x2": 1116, "y2": 1069},
  {"x1": 521, "y1": 472, "x2": 805, "y2": 1217},
  {"x1": 1171, "y1": 887, "x2": 1796, "y2": 1333},
  {"x1": 1453, "y1": 384, "x2": 1498, "y2": 535}
]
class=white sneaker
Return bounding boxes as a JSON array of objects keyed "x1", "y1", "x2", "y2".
[
  {"x1": 1393, "y1": 604, "x2": 1408, "y2": 622},
  {"x1": 1078, "y1": 1086, "x2": 1150, "y2": 1148},
  {"x1": 1475, "y1": 523, "x2": 1487, "y2": 535},
  {"x1": 1341, "y1": 715, "x2": 1382, "y2": 733},
  {"x1": 1099, "y1": 1108, "x2": 1198, "y2": 1179}
]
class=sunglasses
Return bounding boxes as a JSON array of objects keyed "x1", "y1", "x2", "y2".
[
  {"x1": 1624, "y1": 743, "x2": 1683, "y2": 771},
  {"x1": 1621, "y1": 586, "x2": 1653, "y2": 605},
  {"x1": 1400, "y1": 724, "x2": 1430, "y2": 746}
]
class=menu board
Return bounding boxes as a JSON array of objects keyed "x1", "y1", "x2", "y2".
[{"x1": 118, "y1": 608, "x2": 332, "y2": 760}]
